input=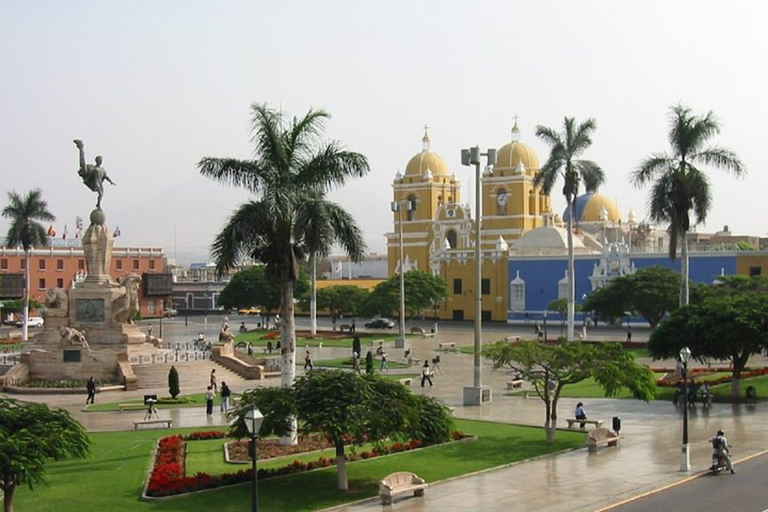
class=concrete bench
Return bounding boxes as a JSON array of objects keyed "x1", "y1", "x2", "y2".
[
  {"x1": 566, "y1": 418, "x2": 604, "y2": 429},
  {"x1": 398, "y1": 377, "x2": 413, "y2": 386},
  {"x1": 338, "y1": 324, "x2": 352, "y2": 333},
  {"x1": 118, "y1": 403, "x2": 146, "y2": 412},
  {"x1": 437, "y1": 342, "x2": 456, "y2": 351},
  {"x1": 133, "y1": 419, "x2": 172, "y2": 430},
  {"x1": 410, "y1": 327, "x2": 435, "y2": 338},
  {"x1": 505, "y1": 336, "x2": 522, "y2": 342},
  {"x1": 379, "y1": 471, "x2": 427, "y2": 505},
  {"x1": 506, "y1": 379, "x2": 524, "y2": 390},
  {"x1": 587, "y1": 427, "x2": 620, "y2": 452}
]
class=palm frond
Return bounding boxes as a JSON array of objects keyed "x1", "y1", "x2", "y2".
[
  {"x1": 534, "y1": 125, "x2": 562, "y2": 148},
  {"x1": 298, "y1": 143, "x2": 370, "y2": 189},
  {"x1": 210, "y1": 201, "x2": 275, "y2": 278},
  {"x1": 575, "y1": 160, "x2": 604, "y2": 192},
  {"x1": 686, "y1": 167, "x2": 712, "y2": 225},
  {"x1": 692, "y1": 148, "x2": 746, "y2": 176},
  {"x1": 198, "y1": 158, "x2": 264, "y2": 193},
  {"x1": 633, "y1": 154, "x2": 674, "y2": 186}
]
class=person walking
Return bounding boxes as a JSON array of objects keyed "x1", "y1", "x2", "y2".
[
  {"x1": 574, "y1": 402, "x2": 588, "y2": 429},
  {"x1": 304, "y1": 350, "x2": 314, "y2": 370},
  {"x1": 626, "y1": 325, "x2": 632, "y2": 343},
  {"x1": 380, "y1": 350, "x2": 389, "y2": 371},
  {"x1": 205, "y1": 386, "x2": 215, "y2": 416},
  {"x1": 220, "y1": 381, "x2": 231, "y2": 413},
  {"x1": 352, "y1": 352, "x2": 362, "y2": 375},
  {"x1": 209, "y1": 369, "x2": 218, "y2": 392},
  {"x1": 421, "y1": 360, "x2": 433, "y2": 387},
  {"x1": 86, "y1": 376, "x2": 96, "y2": 405}
]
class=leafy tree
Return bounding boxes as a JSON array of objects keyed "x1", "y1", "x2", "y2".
[
  {"x1": 199, "y1": 103, "x2": 368, "y2": 444},
  {"x1": 231, "y1": 370, "x2": 453, "y2": 491},
  {"x1": 362, "y1": 270, "x2": 447, "y2": 319},
  {"x1": 548, "y1": 298, "x2": 568, "y2": 334},
  {"x1": 649, "y1": 277, "x2": 768, "y2": 397},
  {"x1": 168, "y1": 366, "x2": 180, "y2": 399},
  {"x1": 583, "y1": 266, "x2": 681, "y2": 329},
  {"x1": 352, "y1": 335, "x2": 362, "y2": 358},
  {"x1": 0, "y1": 399, "x2": 89, "y2": 512},
  {"x1": 302, "y1": 285, "x2": 369, "y2": 330},
  {"x1": 534, "y1": 118, "x2": 604, "y2": 341},
  {"x1": 0, "y1": 299, "x2": 44, "y2": 321},
  {"x1": 217, "y1": 266, "x2": 309, "y2": 322},
  {"x1": 482, "y1": 341, "x2": 656, "y2": 443},
  {"x1": 2, "y1": 189, "x2": 55, "y2": 342},
  {"x1": 633, "y1": 104, "x2": 745, "y2": 306}
]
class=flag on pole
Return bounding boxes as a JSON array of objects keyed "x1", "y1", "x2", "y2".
[
  {"x1": 335, "y1": 260, "x2": 342, "y2": 274},
  {"x1": 113, "y1": 226, "x2": 121, "y2": 237},
  {"x1": 47, "y1": 224, "x2": 56, "y2": 237},
  {"x1": 62, "y1": 224, "x2": 68, "y2": 240}
]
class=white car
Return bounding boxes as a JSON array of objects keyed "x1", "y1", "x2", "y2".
[{"x1": 16, "y1": 316, "x2": 44, "y2": 327}]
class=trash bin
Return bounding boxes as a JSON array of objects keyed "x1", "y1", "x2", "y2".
[
  {"x1": 612, "y1": 416, "x2": 621, "y2": 433},
  {"x1": 746, "y1": 386, "x2": 757, "y2": 400}
]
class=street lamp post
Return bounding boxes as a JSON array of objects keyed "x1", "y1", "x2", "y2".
[
  {"x1": 391, "y1": 200, "x2": 412, "y2": 349},
  {"x1": 460, "y1": 145, "x2": 496, "y2": 406},
  {"x1": 244, "y1": 408, "x2": 265, "y2": 512},
  {"x1": 679, "y1": 346, "x2": 691, "y2": 472},
  {"x1": 543, "y1": 309, "x2": 548, "y2": 341}
]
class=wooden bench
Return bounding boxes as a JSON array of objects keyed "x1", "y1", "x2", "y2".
[
  {"x1": 379, "y1": 471, "x2": 427, "y2": 505},
  {"x1": 587, "y1": 427, "x2": 620, "y2": 452},
  {"x1": 133, "y1": 419, "x2": 172, "y2": 430},
  {"x1": 118, "y1": 403, "x2": 146, "y2": 412},
  {"x1": 506, "y1": 379, "x2": 524, "y2": 390},
  {"x1": 566, "y1": 418, "x2": 604, "y2": 429},
  {"x1": 437, "y1": 342, "x2": 456, "y2": 351},
  {"x1": 398, "y1": 377, "x2": 413, "y2": 386}
]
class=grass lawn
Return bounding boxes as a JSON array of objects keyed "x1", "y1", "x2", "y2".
[
  {"x1": 235, "y1": 331, "x2": 400, "y2": 348},
  {"x1": 85, "y1": 393, "x2": 240, "y2": 413},
  {"x1": 312, "y1": 357, "x2": 408, "y2": 370},
  {"x1": 15, "y1": 420, "x2": 585, "y2": 512}
]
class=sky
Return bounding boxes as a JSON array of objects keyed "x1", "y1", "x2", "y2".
[{"x1": 1, "y1": 1, "x2": 765, "y2": 265}]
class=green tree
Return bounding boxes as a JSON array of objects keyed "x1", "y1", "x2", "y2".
[
  {"x1": 1, "y1": 189, "x2": 55, "y2": 342},
  {"x1": 633, "y1": 104, "x2": 745, "y2": 306},
  {"x1": 231, "y1": 370, "x2": 453, "y2": 491},
  {"x1": 534, "y1": 118, "x2": 604, "y2": 341},
  {"x1": 482, "y1": 341, "x2": 656, "y2": 443},
  {"x1": 0, "y1": 399, "x2": 89, "y2": 512},
  {"x1": 583, "y1": 266, "x2": 681, "y2": 329},
  {"x1": 547, "y1": 298, "x2": 568, "y2": 335},
  {"x1": 217, "y1": 266, "x2": 309, "y2": 322},
  {"x1": 305, "y1": 285, "x2": 369, "y2": 330},
  {"x1": 168, "y1": 366, "x2": 180, "y2": 399},
  {"x1": 649, "y1": 277, "x2": 768, "y2": 397},
  {"x1": 199, "y1": 103, "x2": 368, "y2": 444},
  {"x1": 363, "y1": 270, "x2": 447, "y2": 319}
]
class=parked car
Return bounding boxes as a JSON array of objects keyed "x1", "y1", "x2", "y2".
[
  {"x1": 364, "y1": 317, "x2": 395, "y2": 329},
  {"x1": 164, "y1": 308, "x2": 178, "y2": 317},
  {"x1": 16, "y1": 316, "x2": 44, "y2": 327},
  {"x1": 237, "y1": 307, "x2": 262, "y2": 316}
]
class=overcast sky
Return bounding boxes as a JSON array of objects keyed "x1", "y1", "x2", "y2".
[{"x1": 1, "y1": 1, "x2": 764, "y2": 265}]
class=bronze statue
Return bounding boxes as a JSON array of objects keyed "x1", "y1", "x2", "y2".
[{"x1": 74, "y1": 139, "x2": 116, "y2": 209}]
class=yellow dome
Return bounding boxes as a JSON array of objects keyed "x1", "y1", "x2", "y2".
[
  {"x1": 404, "y1": 128, "x2": 450, "y2": 177},
  {"x1": 494, "y1": 123, "x2": 540, "y2": 172},
  {"x1": 570, "y1": 193, "x2": 623, "y2": 223}
]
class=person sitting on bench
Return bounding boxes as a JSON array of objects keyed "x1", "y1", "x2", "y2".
[{"x1": 574, "y1": 402, "x2": 588, "y2": 429}]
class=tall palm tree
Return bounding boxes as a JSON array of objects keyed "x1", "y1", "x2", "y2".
[
  {"x1": 199, "y1": 103, "x2": 368, "y2": 440},
  {"x1": 2, "y1": 189, "x2": 56, "y2": 342},
  {"x1": 633, "y1": 104, "x2": 745, "y2": 306},
  {"x1": 534, "y1": 117, "x2": 604, "y2": 342}
]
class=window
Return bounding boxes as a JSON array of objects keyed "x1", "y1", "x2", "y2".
[
  {"x1": 481, "y1": 278, "x2": 491, "y2": 295},
  {"x1": 116, "y1": 260, "x2": 123, "y2": 270},
  {"x1": 406, "y1": 195, "x2": 417, "y2": 221},
  {"x1": 481, "y1": 310, "x2": 492, "y2": 321},
  {"x1": 38, "y1": 278, "x2": 45, "y2": 289},
  {"x1": 446, "y1": 230, "x2": 457, "y2": 249},
  {"x1": 0, "y1": 259, "x2": 7, "y2": 270},
  {"x1": 750, "y1": 266, "x2": 762, "y2": 277},
  {"x1": 57, "y1": 278, "x2": 64, "y2": 288},
  {"x1": 133, "y1": 260, "x2": 140, "y2": 270},
  {"x1": 453, "y1": 278, "x2": 462, "y2": 294},
  {"x1": 149, "y1": 260, "x2": 155, "y2": 270},
  {"x1": 452, "y1": 309, "x2": 464, "y2": 321},
  {"x1": 78, "y1": 259, "x2": 85, "y2": 270},
  {"x1": 148, "y1": 300, "x2": 156, "y2": 315},
  {"x1": 56, "y1": 259, "x2": 64, "y2": 270},
  {"x1": 21, "y1": 260, "x2": 25, "y2": 270},
  {"x1": 509, "y1": 271, "x2": 526, "y2": 311},
  {"x1": 38, "y1": 259, "x2": 46, "y2": 270}
]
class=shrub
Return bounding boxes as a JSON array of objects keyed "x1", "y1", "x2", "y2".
[{"x1": 168, "y1": 366, "x2": 180, "y2": 399}]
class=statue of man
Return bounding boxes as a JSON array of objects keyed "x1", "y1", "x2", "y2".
[{"x1": 73, "y1": 139, "x2": 116, "y2": 209}]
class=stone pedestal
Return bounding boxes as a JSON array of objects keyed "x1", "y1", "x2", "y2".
[{"x1": 463, "y1": 385, "x2": 492, "y2": 406}]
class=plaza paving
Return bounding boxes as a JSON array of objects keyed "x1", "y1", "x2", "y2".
[{"x1": 6, "y1": 317, "x2": 767, "y2": 511}]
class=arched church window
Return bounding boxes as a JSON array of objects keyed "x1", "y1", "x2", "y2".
[
  {"x1": 528, "y1": 189, "x2": 536, "y2": 214},
  {"x1": 407, "y1": 195, "x2": 417, "y2": 221},
  {"x1": 446, "y1": 230, "x2": 457, "y2": 249}
]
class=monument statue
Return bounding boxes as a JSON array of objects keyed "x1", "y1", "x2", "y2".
[
  {"x1": 44, "y1": 287, "x2": 69, "y2": 317},
  {"x1": 59, "y1": 326, "x2": 89, "y2": 349},
  {"x1": 219, "y1": 316, "x2": 235, "y2": 343},
  {"x1": 73, "y1": 139, "x2": 116, "y2": 209},
  {"x1": 111, "y1": 273, "x2": 142, "y2": 324}
]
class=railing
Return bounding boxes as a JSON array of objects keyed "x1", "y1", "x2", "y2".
[{"x1": 129, "y1": 349, "x2": 210, "y2": 365}]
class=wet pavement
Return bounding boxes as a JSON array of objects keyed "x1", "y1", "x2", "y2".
[{"x1": 5, "y1": 317, "x2": 767, "y2": 512}]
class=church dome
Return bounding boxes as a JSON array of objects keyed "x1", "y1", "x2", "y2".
[
  {"x1": 494, "y1": 121, "x2": 540, "y2": 172},
  {"x1": 512, "y1": 225, "x2": 586, "y2": 251},
  {"x1": 404, "y1": 128, "x2": 450, "y2": 177},
  {"x1": 563, "y1": 192, "x2": 622, "y2": 223}
]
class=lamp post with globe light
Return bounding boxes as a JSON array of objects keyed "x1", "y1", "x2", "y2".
[
  {"x1": 244, "y1": 408, "x2": 265, "y2": 512},
  {"x1": 679, "y1": 346, "x2": 691, "y2": 472}
]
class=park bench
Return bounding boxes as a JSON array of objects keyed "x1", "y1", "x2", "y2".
[
  {"x1": 437, "y1": 342, "x2": 456, "y2": 351},
  {"x1": 118, "y1": 403, "x2": 146, "y2": 412},
  {"x1": 338, "y1": 324, "x2": 352, "y2": 333},
  {"x1": 586, "y1": 427, "x2": 620, "y2": 452},
  {"x1": 379, "y1": 471, "x2": 427, "y2": 505},
  {"x1": 410, "y1": 326, "x2": 435, "y2": 338},
  {"x1": 398, "y1": 377, "x2": 413, "y2": 386},
  {"x1": 506, "y1": 379, "x2": 524, "y2": 390},
  {"x1": 505, "y1": 336, "x2": 522, "y2": 342},
  {"x1": 566, "y1": 418, "x2": 604, "y2": 429},
  {"x1": 133, "y1": 419, "x2": 173, "y2": 430}
]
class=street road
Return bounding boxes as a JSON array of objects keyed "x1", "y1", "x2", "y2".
[{"x1": 608, "y1": 452, "x2": 768, "y2": 512}]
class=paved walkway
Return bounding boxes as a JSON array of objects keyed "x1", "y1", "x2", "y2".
[{"x1": 5, "y1": 318, "x2": 767, "y2": 511}]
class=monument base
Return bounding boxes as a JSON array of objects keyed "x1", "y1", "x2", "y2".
[
  {"x1": 463, "y1": 385, "x2": 492, "y2": 406},
  {"x1": 394, "y1": 336, "x2": 406, "y2": 349}
]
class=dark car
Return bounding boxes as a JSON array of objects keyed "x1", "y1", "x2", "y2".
[{"x1": 364, "y1": 318, "x2": 395, "y2": 329}]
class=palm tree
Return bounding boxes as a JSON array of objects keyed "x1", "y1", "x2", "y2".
[
  {"x1": 534, "y1": 117, "x2": 604, "y2": 342},
  {"x1": 199, "y1": 103, "x2": 368, "y2": 441},
  {"x1": 633, "y1": 104, "x2": 745, "y2": 306},
  {"x1": 2, "y1": 189, "x2": 55, "y2": 342}
]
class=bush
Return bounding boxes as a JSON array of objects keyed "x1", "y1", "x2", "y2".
[
  {"x1": 408, "y1": 394, "x2": 454, "y2": 445},
  {"x1": 168, "y1": 366, "x2": 180, "y2": 399}
]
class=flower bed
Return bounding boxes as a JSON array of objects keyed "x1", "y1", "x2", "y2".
[
  {"x1": 145, "y1": 430, "x2": 472, "y2": 498},
  {"x1": 653, "y1": 366, "x2": 768, "y2": 387}
]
